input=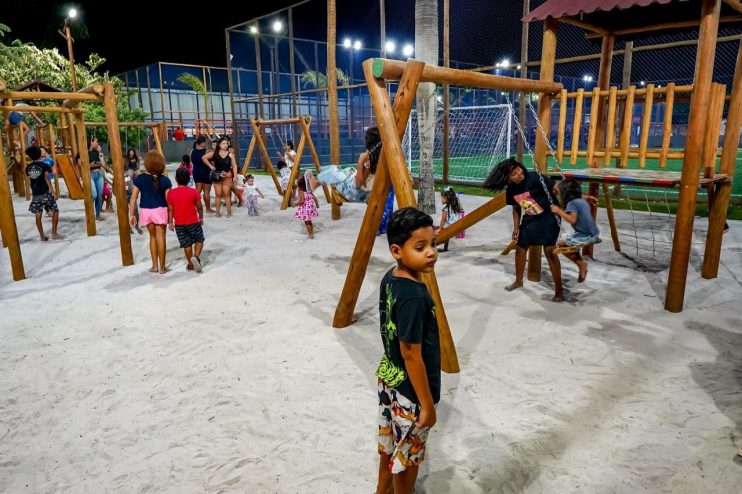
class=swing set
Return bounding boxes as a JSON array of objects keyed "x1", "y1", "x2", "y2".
[
  {"x1": 332, "y1": 0, "x2": 741, "y2": 373},
  {"x1": 240, "y1": 116, "x2": 333, "y2": 210}
]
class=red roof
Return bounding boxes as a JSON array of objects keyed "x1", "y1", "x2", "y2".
[{"x1": 523, "y1": 0, "x2": 674, "y2": 22}]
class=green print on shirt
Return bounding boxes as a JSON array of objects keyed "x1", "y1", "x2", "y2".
[{"x1": 377, "y1": 284, "x2": 406, "y2": 387}]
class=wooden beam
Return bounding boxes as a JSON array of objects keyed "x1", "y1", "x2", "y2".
[
  {"x1": 250, "y1": 119, "x2": 283, "y2": 195},
  {"x1": 703, "y1": 37, "x2": 742, "y2": 279},
  {"x1": 436, "y1": 194, "x2": 506, "y2": 244},
  {"x1": 560, "y1": 16, "x2": 609, "y2": 35},
  {"x1": 254, "y1": 117, "x2": 304, "y2": 126},
  {"x1": 281, "y1": 131, "x2": 307, "y2": 210},
  {"x1": 0, "y1": 105, "x2": 79, "y2": 114},
  {"x1": 604, "y1": 86, "x2": 618, "y2": 167},
  {"x1": 0, "y1": 91, "x2": 99, "y2": 102},
  {"x1": 570, "y1": 88, "x2": 584, "y2": 165},
  {"x1": 619, "y1": 86, "x2": 636, "y2": 167},
  {"x1": 327, "y1": 0, "x2": 341, "y2": 165},
  {"x1": 586, "y1": 87, "x2": 601, "y2": 166},
  {"x1": 333, "y1": 60, "x2": 424, "y2": 329},
  {"x1": 586, "y1": 15, "x2": 741, "y2": 39},
  {"x1": 557, "y1": 89, "x2": 567, "y2": 164},
  {"x1": 0, "y1": 131, "x2": 25, "y2": 280},
  {"x1": 240, "y1": 135, "x2": 257, "y2": 176},
  {"x1": 602, "y1": 183, "x2": 621, "y2": 252},
  {"x1": 103, "y1": 83, "x2": 134, "y2": 267},
  {"x1": 666, "y1": 0, "x2": 721, "y2": 313},
  {"x1": 363, "y1": 59, "x2": 459, "y2": 373},
  {"x1": 372, "y1": 58, "x2": 563, "y2": 94},
  {"x1": 73, "y1": 113, "x2": 97, "y2": 236},
  {"x1": 722, "y1": 0, "x2": 742, "y2": 14},
  {"x1": 299, "y1": 117, "x2": 332, "y2": 205}
]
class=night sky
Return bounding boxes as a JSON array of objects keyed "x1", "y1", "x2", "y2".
[{"x1": 3, "y1": 0, "x2": 297, "y2": 73}]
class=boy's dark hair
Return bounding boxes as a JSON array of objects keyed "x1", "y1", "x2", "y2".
[
  {"x1": 558, "y1": 178, "x2": 583, "y2": 206},
  {"x1": 39, "y1": 145, "x2": 49, "y2": 154},
  {"x1": 387, "y1": 207, "x2": 434, "y2": 247},
  {"x1": 483, "y1": 157, "x2": 527, "y2": 192},
  {"x1": 25, "y1": 146, "x2": 41, "y2": 161},
  {"x1": 175, "y1": 167, "x2": 191, "y2": 186},
  {"x1": 277, "y1": 160, "x2": 287, "y2": 170},
  {"x1": 286, "y1": 140, "x2": 294, "y2": 150},
  {"x1": 246, "y1": 174, "x2": 253, "y2": 180},
  {"x1": 181, "y1": 154, "x2": 191, "y2": 164}
]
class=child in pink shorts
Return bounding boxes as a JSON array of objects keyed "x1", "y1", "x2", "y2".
[{"x1": 129, "y1": 151, "x2": 172, "y2": 273}]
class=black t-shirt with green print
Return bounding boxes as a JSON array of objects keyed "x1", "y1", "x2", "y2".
[{"x1": 377, "y1": 269, "x2": 441, "y2": 405}]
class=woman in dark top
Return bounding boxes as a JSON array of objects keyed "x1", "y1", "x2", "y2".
[
  {"x1": 88, "y1": 136, "x2": 106, "y2": 220},
  {"x1": 129, "y1": 151, "x2": 172, "y2": 274},
  {"x1": 202, "y1": 136, "x2": 237, "y2": 217},
  {"x1": 191, "y1": 136, "x2": 213, "y2": 213},
  {"x1": 484, "y1": 158, "x2": 564, "y2": 302}
]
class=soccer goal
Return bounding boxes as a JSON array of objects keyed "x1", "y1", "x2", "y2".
[{"x1": 402, "y1": 103, "x2": 514, "y2": 185}]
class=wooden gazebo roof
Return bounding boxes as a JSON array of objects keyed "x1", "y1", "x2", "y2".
[
  {"x1": 524, "y1": 0, "x2": 742, "y2": 39},
  {"x1": 12, "y1": 80, "x2": 63, "y2": 93}
]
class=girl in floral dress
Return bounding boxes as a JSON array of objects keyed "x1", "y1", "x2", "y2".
[{"x1": 294, "y1": 176, "x2": 319, "y2": 239}]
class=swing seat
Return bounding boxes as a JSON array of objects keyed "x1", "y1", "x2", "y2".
[
  {"x1": 554, "y1": 237, "x2": 602, "y2": 255},
  {"x1": 331, "y1": 185, "x2": 347, "y2": 205}
]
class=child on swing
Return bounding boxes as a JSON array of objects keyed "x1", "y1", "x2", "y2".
[
  {"x1": 550, "y1": 179, "x2": 600, "y2": 283},
  {"x1": 484, "y1": 157, "x2": 565, "y2": 302}
]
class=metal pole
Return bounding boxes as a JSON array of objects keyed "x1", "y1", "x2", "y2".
[
  {"x1": 255, "y1": 29, "x2": 265, "y2": 119},
  {"x1": 380, "y1": 0, "x2": 386, "y2": 57},
  {"x1": 289, "y1": 8, "x2": 299, "y2": 136},
  {"x1": 226, "y1": 28, "x2": 240, "y2": 159},
  {"x1": 442, "y1": 0, "x2": 450, "y2": 183}
]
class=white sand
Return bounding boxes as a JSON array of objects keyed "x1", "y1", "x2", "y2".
[{"x1": 1, "y1": 174, "x2": 741, "y2": 492}]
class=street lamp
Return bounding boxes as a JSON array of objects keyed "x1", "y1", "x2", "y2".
[
  {"x1": 58, "y1": 8, "x2": 79, "y2": 91},
  {"x1": 272, "y1": 20, "x2": 283, "y2": 33},
  {"x1": 249, "y1": 25, "x2": 258, "y2": 35},
  {"x1": 343, "y1": 38, "x2": 352, "y2": 48},
  {"x1": 402, "y1": 44, "x2": 414, "y2": 57},
  {"x1": 384, "y1": 40, "x2": 395, "y2": 56}
]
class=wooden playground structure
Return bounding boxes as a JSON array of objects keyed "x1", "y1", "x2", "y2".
[
  {"x1": 240, "y1": 116, "x2": 334, "y2": 211},
  {"x1": 333, "y1": 0, "x2": 740, "y2": 373},
  {"x1": 0, "y1": 80, "x2": 135, "y2": 280}
]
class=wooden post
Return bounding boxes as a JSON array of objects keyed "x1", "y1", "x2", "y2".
[
  {"x1": 47, "y1": 124, "x2": 61, "y2": 197},
  {"x1": 703, "y1": 39, "x2": 742, "y2": 279},
  {"x1": 327, "y1": 0, "x2": 341, "y2": 165},
  {"x1": 18, "y1": 123, "x2": 31, "y2": 200},
  {"x1": 365, "y1": 62, "x2": 458, "y2": 374},
  {"x1": 666, "y1": 0, "x2": 721, "y2": 312},
  {"x1": 584, "y1": 34, "x2": 614, "y2": 259},
  {"x1": 240, "y1": 134, "x2": 257, "y2": 175},
  {"x1": 638, "y1": 84, "x2": 655, "y2": 167},
  {"x1": 251, "y1": 120, "x2": 283, "y2": 194},
  {"x1": 281, "y1": 131, "x2": 307, "y2": 209},
  {"x1": 67, "y1": 113, "x2": 78, "y2": 165},
  {"x1": 299, "y1": 117, "x2": 332, "y2": 204},
  {"x1": 102, "y1": 84, "x2": 134, "y2": 266},
  {"x1": 152, "y1": 123, "x2": 164, "y2": 156},
  {"x1": 602, "y1": 183, "x2": 621, "y2": 251},
  {"x1": 570, "y1": 88, "x2": 584, "y2": 164},
  {"x1": 702, "y1": 83, "x2": 725, "y2": 178},
  {"x1": 603, "y1": 86, "x2": 618, "y2": 167},
  {"x1": 442, "y1": 0, "x2": 450, "y2": 183},
  {"x1": 586, "y1": 87, "x2": 601, "y2": 166},
  {"x1": 556, "y1": 89, "x2": 567, "y2": 164},
  {"x1": 73, "y1": 112, "x2": 97, "y2": 236},
  {"x1": 528, "y1": 17, "x2": 557, "y2": 282},
  {"x1": 334, "y1": 61, "x2": 424, "y2": 329},
  {"x1": 0, "y1": 132, "x2": 25, "y2": 280},
  {"x1": 659, "y1": 83, "x2": 676, "y2": 168},
  {"x1": 619, "y1": 86, "x2": 636, "y2": 167}
]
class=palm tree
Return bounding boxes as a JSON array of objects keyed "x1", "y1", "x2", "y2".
[
  {"x1": 177, "y1": 72, "x2": 209, "y2": 124},
  {"x1": 299, "y1": 69, "x2": 349, "y2": 89},
  {"x1": 415, "y1": 0, "x2": 439, "y2": 214}
]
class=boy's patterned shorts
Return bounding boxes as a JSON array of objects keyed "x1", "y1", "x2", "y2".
[
  {"x1": 29, "y1": 192, "x2": 58, "y2": 214},
  {"x1": 377, "y1": 380, "x2": 431, "y2": 474}
]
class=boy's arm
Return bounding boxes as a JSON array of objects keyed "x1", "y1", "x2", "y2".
[
  {"x1": 167, "y1": 203, "x2": 174, "y2": 231},
  {"x1": 511, "y1": 206, "x2": 521, "y2": 240},
  {"x1": 400, "y1": 343, "x2": 436, "y2": 429},
  {"x1": 44, "y1": 169, "x2": 55, "y2": 198},
  {"x1": 196, "y1": 198, "x2": 204, "y2": 223}
]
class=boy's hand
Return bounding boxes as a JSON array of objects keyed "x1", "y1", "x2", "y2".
[
  {"x1": 583, "y1": 194, "x2": 598, "y2": 206},
  {"x1": 415, "y1": 405, "x2": 436, "y2": 430},
  {"x1": 129, "y1": 215, "x2": 136, "y2": 227},
  {"x1": 512, "y1": 229, "x2": 519, "y2": 241},
  {"x1": 168, "y1": 222, "x2": 174, "y2": 231},
  {"x1": 550, "y1": 204, "x2": 561, "y2": 214}
]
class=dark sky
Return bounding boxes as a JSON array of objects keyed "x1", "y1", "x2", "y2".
[{"x1": 3, "y1": 0, "x2": 297, "y2": 73}]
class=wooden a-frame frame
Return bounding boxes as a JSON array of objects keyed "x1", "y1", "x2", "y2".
[
  {"x1": 240, "y1": 116, "x2": 333, "y2": 209},
  {"x1": 331, "y1": 58, "x2": 563, "y2": 374}
]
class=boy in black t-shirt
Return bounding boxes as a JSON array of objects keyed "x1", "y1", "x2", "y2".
[
  {"x1": 376, "y1": 207, "x2": 440, "y2": 494},
  {"x1": 25, "y1": 146, "x2": 61, "y2": 241}
]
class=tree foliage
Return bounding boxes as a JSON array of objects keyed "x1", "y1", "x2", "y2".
[{"x1": 1, "y1": 24, "x2": 147, "y2": 146}]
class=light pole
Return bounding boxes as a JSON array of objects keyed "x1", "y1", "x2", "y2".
[
  {"x1": 344, "y1": 39, "x2": 361, "y2": 156},
  {"x1": 58, "y1": 8, "x2": 78, "y2": 91},
  {"x1": 272, "y1": 19, "x2": 283, "y2": 120}
]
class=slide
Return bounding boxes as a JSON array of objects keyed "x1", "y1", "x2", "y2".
[{"x1": 54, "y1": 154, "x2": 84, "y2": 199}]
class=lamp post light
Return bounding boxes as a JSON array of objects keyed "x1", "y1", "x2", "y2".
[
  {"x1": 58, "y1": 8, "x2": 78, "y2": 91},
  {"x1": 402, "y1": 43, "x2": 414, "y2": 58}
]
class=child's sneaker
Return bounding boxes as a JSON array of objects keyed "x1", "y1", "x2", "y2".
[{"x1": 191, "y1": 256, "x2": 202, "y2": 273}]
